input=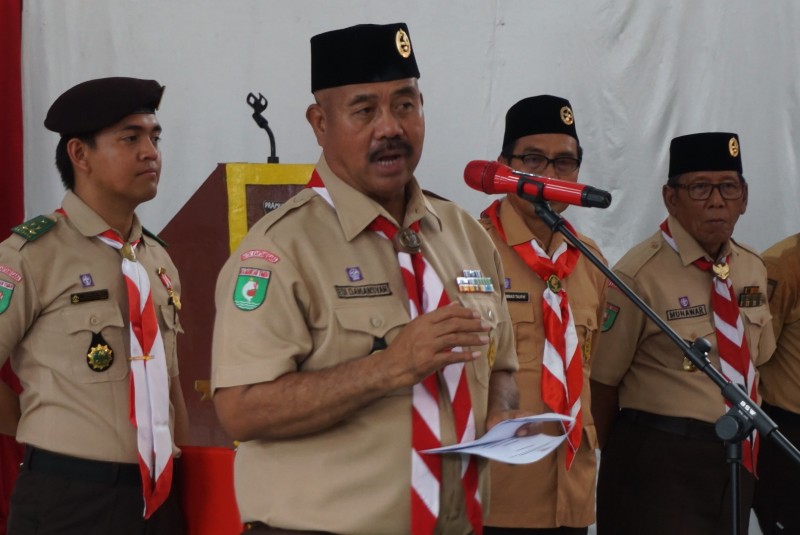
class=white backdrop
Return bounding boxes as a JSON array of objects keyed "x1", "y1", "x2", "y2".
[{"x1": 22, "y1": 0, "x2": 800, "y2": 264}]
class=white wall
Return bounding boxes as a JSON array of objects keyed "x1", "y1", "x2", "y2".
[{"x1": 23, "y1": 0, "x2": 800, "y2": 264}]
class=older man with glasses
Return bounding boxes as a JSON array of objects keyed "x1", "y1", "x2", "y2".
[
  {"x1": 590, "y1": 132, "x2": 775, "y2": 534},
  {"x1": 479, "y1": 95, "x2": 608, "y2": 535}
]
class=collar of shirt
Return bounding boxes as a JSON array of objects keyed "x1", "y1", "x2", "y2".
[
  {"x1": 498, "y1": 196, "x2": 567, "y2": 254},
  {"x1": 666, "y1": 214, "x2": 733, "y2": 266},
  {"x1": 61, "y1": 190, "x2": 145, "y2": 244},
  {"x1": 314, "y1": 155, "x2": 442, "y2": 242}
]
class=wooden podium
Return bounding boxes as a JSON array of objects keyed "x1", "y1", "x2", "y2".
[
  {"x1": 161, "y1": 163, "x2": 313, "y2": 535},
  {"x1": 160, "y1": 163, "x2": 313, "y2": 447}
]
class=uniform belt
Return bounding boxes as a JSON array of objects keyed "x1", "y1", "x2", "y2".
[
  {"x1": 762, "y1": 402, "x2": 800, "y2": 426},
  {"x1": 620, "y1": 408, "x2": 719, "y2": 442},
  {"x1": 24, "y1": 446, "x2": 141, "y2": 486},
  {"x1": 243, "y1": 522, "x2": 333, "y2": 534}
]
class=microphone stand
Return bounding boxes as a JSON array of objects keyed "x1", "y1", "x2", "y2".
[
  {"x1": 517, "y1": 178, "x2": 800, "y2": 535},
  {"x1": 246, "y1": 92, "x2": 279, "y2": 163}
]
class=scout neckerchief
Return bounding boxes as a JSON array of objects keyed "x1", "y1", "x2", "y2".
[
  {"x1": 483, "y1": 199, "x2": 583, "y2": 469},
  {"x1": 94, "y1": 223, "x2": 173, "y2": 517},
  {"x1": 307, "y1": 170, "x2": 483, "y2": 535},
  {"x1": 660, "y1": 218, "x2": 758, "y2": 473}
]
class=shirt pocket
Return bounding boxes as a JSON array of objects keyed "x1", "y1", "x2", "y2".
[
  {"x1": 158, "y1": 305, "x2": 183, "y2": 376},
  {"x1": 572, "y1": 306, "x2": 599, "y2": 366},
  {"x1": 740, "y1": 305, "x2": 771, "y2": 365},
  {"x1": 660, "y1": 315, "x2": 716, "y2": 371},
  {"x1": 510, "y1": 300, "x2": 537, "y2": 364},
  {"x1": 333, "y1": 301, "x2": 410, "y2": 396},
  {"x1": 459, "y1": 293, "x2": 502, "y2": 388},
  {"x1": 333, "y1": 298, "x2": 408, "y2": 353},
  {"x1": 61, "y1": 301, "x2": 128, "y2": 383}
]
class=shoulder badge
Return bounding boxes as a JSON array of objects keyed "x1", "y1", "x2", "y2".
[
  {"x1": 11, "y1": 215, "x2": 55, "y2": 241},
  {"x1": 142, "y1": 227, "x2": 169, "y2": 248}
]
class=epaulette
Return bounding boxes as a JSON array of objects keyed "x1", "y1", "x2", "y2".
[
  {"x1": 260, "y1": 189, "x2": 317, "y2": 233},
  {"x1": 422, "y1": 189, "x2": 452, "y2": 202},
  {"x1": 731, "y1": 238, "x2": 761, "y2": 259},
  {"x1": 616, "y1": 234, "x2": 663, "y2": 278},
  {"x1": 11, "y1": 215, "x2": 55, "y2": 241},
  {"x1": 142, "y1": 227, "x2": 169, "y2": 248}
]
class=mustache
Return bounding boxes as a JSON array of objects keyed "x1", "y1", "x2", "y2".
[{"x1": 367, "y1": 139, "x2": 413, "y2": 163}]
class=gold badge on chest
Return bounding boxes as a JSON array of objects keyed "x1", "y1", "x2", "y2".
[{"x1": 87, "y1": 332, "x2": 114, "y2": 372}]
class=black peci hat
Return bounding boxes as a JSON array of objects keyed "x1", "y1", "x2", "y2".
[
  {"x1": 502, "y1": 95, "x2": 578, "y2": 149},
  {"x1": 310, "y1": 23, "x2": 420, "y2": 92},
  {"x1": 44, "y1": 77, "x2": 164, "y2": 136},
  {"x1": 669, "y1": 132, "x2": 742, "y2": 177}
]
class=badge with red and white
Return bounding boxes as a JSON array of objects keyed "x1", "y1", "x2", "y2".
[
  {"x1": 233, "y1": 267, "x2": 271, "y2": 310},
  {"x1": 0, "y1": 280, "x2": 14, "y2": 314}
]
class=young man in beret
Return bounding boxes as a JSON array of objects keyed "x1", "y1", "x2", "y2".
[
  {"x1": 212, "y1": 23, "x2": 523, "y2": 534},
  {"x1": 479, "y1": 95, "x2": 607, "y2": 535},
  {"x1": 0, "y1": 77, "x2": 189, "y2": 534},
  {"x1": 753, "y1": 234, "x2": 800, "y2": 534},
  {"x1": 590, "y1": 132, "x2": 775, "y2": 534}
]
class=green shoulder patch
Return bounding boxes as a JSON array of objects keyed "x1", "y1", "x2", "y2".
[
  {"x1": 0, "y1": 280, "x2": 14, "y2": 314},
  {"x1": 142, "y1": 227, "x2": 169, "y2": 248},
  {"x1": 11, "y1": 215, "x2": 55, "y2": 241},
  {"x1": 601, "y1": 303, "x2": 620, "y2": 332}
]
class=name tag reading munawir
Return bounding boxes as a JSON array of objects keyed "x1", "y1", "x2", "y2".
[{"x1": 457, "y1": 269, "x2": 495, "y2": 293}]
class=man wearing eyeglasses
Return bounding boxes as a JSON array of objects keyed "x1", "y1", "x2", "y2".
[
  {"x1": 479, "y1": 95, "x2": 607, "y2": 535},
  {"x1": 591, "y1": 132, "x2": 775, "y2": 534}
]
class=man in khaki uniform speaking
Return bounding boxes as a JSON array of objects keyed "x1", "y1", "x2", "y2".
[
  {"x1": 479, "y1": 95, "x2": 606, "y2": 535},
  {"x1": 212, "y1": 23, "x2": 523, "y2": 535},
  {"x1": 0, "y1": 77, "x2": 189, "y2": 534},
  {"x1": 591, "y1": 132, "x2": 775, "y2": 535},
  {"x1": 753, "y1": 234, "x2": 800, "y2": 534}
]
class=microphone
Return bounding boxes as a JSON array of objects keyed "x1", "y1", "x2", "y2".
[{"x1": 464, "y1": 160, "x2": 612, "y2": 209}]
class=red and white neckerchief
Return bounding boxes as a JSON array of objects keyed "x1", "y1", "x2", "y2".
[
  {"x1": 308, "y1": 171, "x2": 483, "y2": 535},
  {"x1": 660, "y1": 219, "x2": 758, "y2": 473},
  {"x1": 97, "y1": 228, "x2": 174, "y2": 517},
  {"x1": 483, "y1": 200, "x2": 583, "y2": 469}
]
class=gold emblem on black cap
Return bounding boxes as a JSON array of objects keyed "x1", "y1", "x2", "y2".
[
  {"x1": 729, "y1": 137, "x2": 739, "y2": 157},
  {"x1": 560, "y1": 106, "x2": 574, "y2": 126},
  {"x1": 396, "y1": 28, "x2": 412, "y2": 58}
]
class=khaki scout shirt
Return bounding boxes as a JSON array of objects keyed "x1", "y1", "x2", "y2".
[
  {"x1": 480, "y1": 198, "x2": 606, "y2": 529},
  {"x1": 211, "y1": 157, "x2": 517, "y2": 535},
  {"x1": 591, "y1": 215, "x2": 775, "y2": 422},
  {"x1": 759, "y1": 234, "x2": 800, "y2": 413},
  {"x1": 0, "y1": 192, "x2": 182, "y2": 462}
]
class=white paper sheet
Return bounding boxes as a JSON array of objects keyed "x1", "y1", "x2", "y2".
[{"x1": 422, "y1": 413, "x2": 574, "y2": 465}]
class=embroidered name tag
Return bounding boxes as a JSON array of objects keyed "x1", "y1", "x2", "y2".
[
  {"x1": 506, "y1": 292, "x2": 530, "y2": 302},
  {"x1": 335, "y1": 283, "x2": 392, "y2": 299},
  {"x1": 70, "y1": 290, "x2": 110, "y2": 304},
  {"x1": 666, "y1": 304, "x2": 708, "y2": 321}
]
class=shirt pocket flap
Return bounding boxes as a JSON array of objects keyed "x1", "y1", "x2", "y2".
[{"x1": 62, "y1": 301, "x2": 124, "y2": 333}]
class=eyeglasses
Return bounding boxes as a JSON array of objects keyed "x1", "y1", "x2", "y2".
[
  {"x1": 510, "y1": 153, "x2": 581, "y2": 175},
  {"x1": 671, "y1": 181, "x2": 745, "y2": 200}
]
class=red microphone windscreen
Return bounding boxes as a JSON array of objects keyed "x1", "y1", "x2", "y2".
[{"x1": 464, "y1": 160, "x2": 503, "y2": 194}]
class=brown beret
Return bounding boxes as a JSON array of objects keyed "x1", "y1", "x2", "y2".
[
  {"x1": 669, "y1": 132, "x2": 742, "y2": 177},
  {"x1": 44, "y1": 77, "x2": 164, "y2": 135},
  {"x1": 310, "y1": 23, "x2": 420, "y2": 92},
  {"x1": 502, "y1": 95, "x2": 578, "y2": 149}
]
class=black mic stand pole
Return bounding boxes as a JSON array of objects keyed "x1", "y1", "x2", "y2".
[
  {"x1": 246, "y1": 92, "x2": 279, "y2": 163},
  {"x1": 517, "y1": 178, "x2": 800, "y2": 535}
]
